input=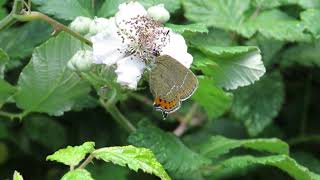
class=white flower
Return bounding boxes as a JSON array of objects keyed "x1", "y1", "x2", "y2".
[
  {"x1": 69, "y1": 16, "x2": 92, "y2": 35},
  {"x1": 147, "y1": 4, "x2": 170, "y2": 23},
  {"x1": 67, "y1": 50, "x2": 93, "y2": 71},
  {"x1": 91, "y1": 1, "x2": 193, "y2": 89},
  {"x1": 87, "y1": 17, "x2": 110, "y2": 37}
]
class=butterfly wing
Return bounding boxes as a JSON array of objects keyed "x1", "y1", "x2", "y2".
[{"x1": 150, "y1": 55, "x2": 198, "y2": 114}]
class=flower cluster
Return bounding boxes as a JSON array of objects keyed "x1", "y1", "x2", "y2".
[{"x1": 69, "y1": 2, "x2": 193, "y2": 89}]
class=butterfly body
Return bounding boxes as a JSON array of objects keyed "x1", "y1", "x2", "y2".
[{"x1": 149, "y1": 55, "x2": 198, "y2": 118}]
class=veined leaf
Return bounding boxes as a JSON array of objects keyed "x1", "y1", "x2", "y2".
[
  {"x1": 93, "y1": 145, "x2": 171, "y2": 180},
  {"x1": 301, "y1": 9, "x2": 320, "y2": 39},
  {"x1": 0, "y1": 0, "x2": 7, "y2": 19},
  {"x1": 38, "y1": 0, "x2": 93, "y2": 20},
  {"x1": 200, "y1": 136, "x2": 289, "y2": 159},
  {"x1": 192, "y1": 77, "x2": 233, "y2": 119},
  {"x1": 193, "y1": 46, "x2": 265, "y2": 90},
  {"x1": 166, "y1": 23, "x2": 208, "y2": 34},
  {"x1": 183, "y1": 0, "x2": 311, "y2": 42},
  {"x1": 251, "y1": 0, "x2": 320, "y2": 9},
  {"x1": 0, "y1": 21, "x2": 51, "y2": 60},
  {"x1": 46, "y1": 142, "x2": 95, "y2": 167},
  {"x1": 216, "y1": 155, "x2": 317, "y2": 180},
  {"x1": 61, "y1": 169, "x2": 94, "y2": 180},
  {"x1": 14, "y1": 33, "x2": 91, "y2": 116},
  {"x1": 231, "y1": 72, "x2": 285, "y2": 136},
  {"x1": 187, "y1": 28, "x2": 234, "y2": 47},
  {"x1": 128, "y1": 122, "x2": 210, "y2": 178},
  {"x1": 13, "y1": 171, "x2": 23, "y2": 180}
]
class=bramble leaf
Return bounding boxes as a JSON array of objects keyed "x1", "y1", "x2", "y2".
[
  {"x1": 13, "y1": 171, "x2": 23, "y2": 180},
  {"x1": 301, "y1": 9, "x2": 320, "y2": 39},
  {"x1": 61, "y1": 169, "x2": 94, "y2": 180},
  {"x1": 193, "y1": 46, "x2": 265, "y2": 90},
  {"x1": 128, "y1": 122, "x2": 210, "y2": 178},
  {"x1": 166, "y1": 23, "x2": 208, "y2": 34},
  {"x1": 200, "y1": 136, "x2": 289, "y2": 159},
  {"x1": 93, "y1": 145, "x2": 171, "y2": 180},
  {"x1": 231, "y1": 72, "x2": 285, "y2": 136},
  {"x1": 0, "y1": 79, "x2": 16, "y2": 106},
  {"x1": 14, "y1": 33, "x2": 91, "y2": 116},
  {"x1": 46, "y1": 142, "x2": 95, "y2": 166},
  {"x1": 192, "y1": 77, "x2": 233, "y2": 119}
]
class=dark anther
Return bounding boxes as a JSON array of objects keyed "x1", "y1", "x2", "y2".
[{"x1": 152, "y1": 49, "x2": 160, "y2": 57}]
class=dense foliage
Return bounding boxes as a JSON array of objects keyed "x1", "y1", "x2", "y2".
[{"x1": 0, "y1": 0, "x2": 320, "y2": 179}]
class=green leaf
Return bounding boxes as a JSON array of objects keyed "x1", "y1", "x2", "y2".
[
  {"x1": 187, "y1": 29, "x2": 234, "y2": 47},
  {"x1": 61, "y1": 169, "x2": 94, "y2": 180},
  {"x1": 245, "y1": 35, "x2": 285, "y2": 67},
  {"x1": 166, "y1": 23, "x2": 208, "y2": 34},
  {"x1": 38, "y1": 0, "x2": 93, "y2": 20},
  {"x1": 193, "y1": 46, "x2": 265, "y2": 90},
  {"x1": 93, "y1": 145, "x2": 171, "y2": 180},
  {"x1": 200, "y1": 136, "x2": 289, "y2": 159},
  {"x1": 231, "y1": 72, "x2": 284, "y2": 136},
  {"x1": 0, "y1": 79, "x2": 16, "y2": 106},
  {"x1": 138, "y1": 0, "x2": 181, "y2": 13},
  {"x1": 245, "y1": 9, "x2": 311, "y2": 42},
  {"x1": 128, "y1": 122, "x2": 210, "y2": 178},
  {"x1": 192, "y1": 77, "x2": 233, "y2": 119},
  {"x1": 281, "y1": 40, "x2": 320, "y2": 68},
  {"x1": 98, "y1": 0, "x2": 126, "y2": 18},
  {"x1": 0, "y1": 21, "x2": 52, "y2": 60},
  {"x1": 301, "y1": 9, "x2": 320, "y2": 39},
  {"x1": 0, "y1": 0, "x2": 6, "y2": 19},
  {"x1": 292, "y1": 151, "x2": 320, "y2": 174},
  {"x1": 0, "y1": 48, "x2": 9, "y2": 78},
  {"x1": 183, "y1": 0, "x2": 311, "y2": 41},
  {"x1": 14, "y1": 33, "x2": 91, "y2": 116},
  {"x1": 217, "y1": 155, "x2": 315, "y2": 180},
  {"x1": 46, "y1": 142, "x2": 95, "y2": 166},
  {"x1": 13, "y1": 171, "x2": 23, "y2": 180},
  {"x1": 24, "y1": 115, "x2": 66, "y2": 150},
  {"x1": 252, "y1": 0, "x2": 320, "y2": 9}
]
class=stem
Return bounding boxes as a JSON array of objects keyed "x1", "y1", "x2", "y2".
[
  {"x1": 173, "y1": 103, "x2": 198, "y2": 136},
  {"x1": 130, "y1": 93, "x2": 153, "y2": 106},
  {"x1": 300, "y1": 73, "x2": 312, "y2": 135},
  {"x1": 0, "y1": 0, "x2": 24, "y2": 31},
  {"x1": 78, "y1": 154, "x2": 94, "y2": 169},
  {"x1": 14, "y1": 11, "x2": 92, "y2": 46},
  {"x1": 0, "y1": 111, "x2": 26, "y2": 120},
  {"x1": 100, "y1": 90, "x2": 136, "y2": 133},
  {"x1": 288, "y1": 135, "x2": 320, "y2": 146}
]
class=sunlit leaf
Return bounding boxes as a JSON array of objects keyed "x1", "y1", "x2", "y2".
[
  {"x1": 93, "y1": 145, "x2": 171, "y2": 180},
  {"x1": 46, "y1": 142, "x2": 95, "y2": 166},
  {"x1": 61, "y1": 169, "x2": 94, "y2": 180},
  {"x1": 166, "y1": 23, "x2": 208, "y2": 34},
  {"x1": 13, "y1": 171, "x2": 23, "y2": 180},
  {"x1": 301, "y1": 9, "x2": 320, "y2": 39}
]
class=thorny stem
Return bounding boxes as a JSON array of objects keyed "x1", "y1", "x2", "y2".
[
  {"x1": 173, "y1": 103, "x2": 199, "y2": 136},
  {"x1": 0, "y1": 0, "x2": 24, "y2": 30},
  {"x1": 78, "y1": 154, "x2": 95, "y2": 169},
  {"x1": 100, "y1": 90, "x2": 136, "y2": 133}
]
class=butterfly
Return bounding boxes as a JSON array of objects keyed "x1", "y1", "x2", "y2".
[{"x1": 149, "y1": 55, "x2": 198, "y2": 119}]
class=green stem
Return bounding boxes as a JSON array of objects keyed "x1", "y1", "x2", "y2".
[
  {"x1": 100, "y1": 90, "x2": 136, "y2": 133},
  {"x1": 14, "y1": 11, "x2": 92, "y2": 46},
  {"x1": 288, "y1": 135, "x2": 320, "y2": 146},
  {"x1": 78, "y1": 154, "x2": 94, "y2": 169},
  {"x1": 0, "y1": 111, "x2": 26, "y2": 120},
  {"x1": 0, "y1": 0, "x2": 24, "y2": 31},
  {"x1": 173, "y1": 103, "x2": 199, "y2": 136}
]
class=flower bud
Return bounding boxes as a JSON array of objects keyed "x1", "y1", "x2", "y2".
[
  {"x1": 67, "y1": 50, "x2": 93, "y2": 72},
  {"x1": 147, "y1": 4, "x2": 170, "y2": 23},
  {"x1": 88, "y1": 17, "x2": 110, "y2": 36},
  {"x1": 69, "y1": 16, "x2": 92, "y2": 35}
]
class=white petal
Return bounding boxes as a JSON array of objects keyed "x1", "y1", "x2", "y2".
[
  {"x1": 91, "y1": 18, "x2": 126, "y2": 66},
  {"x1": 161, "y1": 31, "x2": 193, "y2": 68},
  {"x1": 88, "y1": 17, "x2": 110, "y2": 36},
  {"x1": 115, "y1": 56, "x2": 146, "y2": 89},
  {"x1": 116, "y1": 2, "x2": 147, "y2": 23}
]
